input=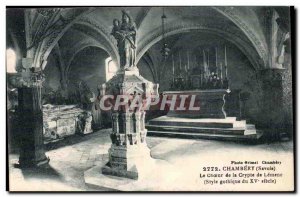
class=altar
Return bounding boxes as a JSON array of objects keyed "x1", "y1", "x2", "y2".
[
  {"x1": 146, "y1": 89, "x2": 262, "y2": 141},
  {"x1": 163, "y1": 89, "x2": 229, "y2": 119},
  {"x1": 146, "y1": 45, "x2": 262, "y2": 141}
]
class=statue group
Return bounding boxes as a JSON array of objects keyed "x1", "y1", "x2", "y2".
[{"x1": 111, "y1": 10, "x2": 137, "y2": 70}]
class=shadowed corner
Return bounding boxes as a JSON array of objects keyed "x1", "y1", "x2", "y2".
[{"x1": 13, "y1": 163, "x2": 63, "y2": 181}]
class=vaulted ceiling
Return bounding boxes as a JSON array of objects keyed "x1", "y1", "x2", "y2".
[{"x1": 7, "y1": 6, "x2": 291, "y2": 73}]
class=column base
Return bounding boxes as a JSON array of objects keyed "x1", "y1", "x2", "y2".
[{"x1": 18, "y1": 156, "x2": 50, "y2": 168}]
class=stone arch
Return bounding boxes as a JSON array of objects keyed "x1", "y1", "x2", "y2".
[
  {"x1": 54, "y1": 19, "x2": 120, "y2": 74},
  {"x1": 212, "y1": 7, "x2": 268, "y2": 64},
  {"x1": 67, "y1": 45, "x2": 110, "y2": 95},
  {"x1": 41, "y1": 22, "x2": 118, "y2": 69},
  {"x1": 33, "y1": 8, "x2": 97, "y2": 69},
  {"x1": 136, "y1": 23, "x2": 263, "y2": 71},
  {"x1": 74, "y1": 18, "x2": 119, "y2": 63},
  {"x1": 38, "y1": 15, "x2": 119, "y2": 75},
  {"x1": 138, "y1": 51, "x2": 158, "y2": 82},
  {"x1": 66, "y1": 44, "x2": 108, "y2": 78}
]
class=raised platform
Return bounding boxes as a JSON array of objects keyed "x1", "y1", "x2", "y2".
[{"x1": 146, "y1": 116, "x2": 262, "y2": 141}]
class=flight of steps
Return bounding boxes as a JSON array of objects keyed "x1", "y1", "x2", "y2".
[{"x1": 146, "y1": 116, "x2": 263, "y2": 142}]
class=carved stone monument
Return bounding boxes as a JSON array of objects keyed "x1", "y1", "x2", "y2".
[
  {"x1": 87, "y1": 10, "x2": 159, "y2": 181},
  {"x1": 100, "y1": 71, "x2": 158, "y2": 180}
]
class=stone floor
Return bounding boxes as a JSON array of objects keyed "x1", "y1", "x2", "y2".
[{"x1": 8, "y1": 128, "x2": 294, "y2": 191}]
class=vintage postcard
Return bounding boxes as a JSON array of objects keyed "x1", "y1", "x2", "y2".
[{"x1": 6, "y1": 6, "x2": 295, "y2": 192}]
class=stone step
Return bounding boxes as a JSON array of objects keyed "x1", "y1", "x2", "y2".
[
  {"x1": 147, "y1": 130, "x2": 263, "y2": 141},
  {"x1": 246, "y1": 124, "x2": 256, "y2": 130},
  {"x1": 244, "y1": 129, "x2": 257, "y2": 135},
  {"x1": 146, "y1": 124, "x2": 255, "y2": 136},
  {"x1": 148, "y1": 116, "x2": 245, "y2": 128}
]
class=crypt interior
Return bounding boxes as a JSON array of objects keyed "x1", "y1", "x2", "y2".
[{"x1": 6, "y1": 7, "x2": 294, "y2": 191}]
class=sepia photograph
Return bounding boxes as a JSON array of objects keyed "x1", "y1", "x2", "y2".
[{"x1": 6, "y1": 6, "x2": 294, "y2": 192}]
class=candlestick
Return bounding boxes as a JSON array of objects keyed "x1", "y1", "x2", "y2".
[
  {"x1": 187, "y1": 51, "x2": 190, "y2": 70},
  {"x1": 194, "y1": 53, "x2": 197, "y2": 69},
  {"x1": 203, "y1": 50, "x2": 206, "y2": 79},
  {"x1": 200, "y1": 72, "x2": 203, "y2": 87},
  {"x1": 225, "y1": 45, "x2": 227, "y2": 66},
  {"x1": 215, "y1": 47, "x2": 218, "y2": 68},
  {"x1": 207, "y1": 49, "x2": 210, "y2": 79},
  {"x1": 207, "y1": 49, "x2": 209, "y2": 67},
  {"x1": 220, "y1": 63, "x2": 223, "y2": 80},
  {"x1": 179, "y1": 52, "x2": 182, "y2": 70},
  {"x1": 224, "y1": 45, "x2": 228, "y2": 78},
  {"x1": 172, "y1": 54, "x2": 175, "y2": 76}
]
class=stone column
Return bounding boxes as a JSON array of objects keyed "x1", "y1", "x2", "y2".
[
  {"x1": 259, "y1": 68, "x2": 285, "y2": 140},
  {"x1": 134, "y1": 111, "x2": 141, "y2": 134},
  {"x1": 111, "y1": 112, "x2": 119, "y2": 133},
  {"x1": 140, "y1": 111, "x2": 145, "y2": 131},
  {"x1": 9, "y1": 64, "x2": 49, "y2": 167}
]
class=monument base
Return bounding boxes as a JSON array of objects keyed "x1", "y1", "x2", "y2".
[
  {"x1": 102, "y1": 164, "x2": 138, "y2": 180},
  {"x1": 101, "y1": 144, "x2": 152, "y2": 180}
]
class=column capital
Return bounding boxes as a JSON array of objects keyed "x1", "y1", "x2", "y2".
[
  {"x1": 8, "y1": 57, "x2": 45, "y2": 88},
  {"x1": 259, "y1": 68, "x2": 286, "y2": 82},
  {"x1": 8, "y1": 71, "x2": 45, "y2": 88}
]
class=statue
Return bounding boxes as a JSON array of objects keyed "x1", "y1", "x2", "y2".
[
  {"x1": 83, "y1": 112, "x2": 93, "y2": 134},
  {"x1": 111, "y1": 10, "x2": 137, "y2": 70},
  {"x1": 76, "y1": 111, "x2": 93, "y2": 135},
  {"x1": 78, "y1": 80, "x2": 94, "y2": 110}
]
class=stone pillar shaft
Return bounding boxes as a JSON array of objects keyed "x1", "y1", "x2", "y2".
[
  {"x1": 18, "y1": 86, "x2": 49, "y2": 167},
  {"x1": 112, "y1": 113, "x2": 119, "y2": 133},
  {"x1": 134, "y1": 112, "x2": 141, "y2": 134},
  {"x1": 259, "y1": 68, "x2": 285, "y2": 139},
  {"x1": 8, "y1": 59, "x2": 49, "y2": 167}
]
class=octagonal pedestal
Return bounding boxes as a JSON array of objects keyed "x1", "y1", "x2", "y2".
[
  {"x1": 90, "y1": 68, "x2": 159, "y2": 181},
  {"x1": 101, "y1": 144, "x2": 152, "y2": 180}
]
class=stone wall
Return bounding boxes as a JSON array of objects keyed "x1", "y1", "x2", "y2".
[
  {"x1": 282, "y1": 53, "x2": 293, "y2": 137},
  {"x1": 43, "y1": 53, "x2": 61, "y2": 91},
  {"x1": 137, "y1": 58, "x2": 155, "y2": 82},
  {"x1": 67, "y1": 46, "x2": 109, "y2": 96},
  {"x1": 43, "y1": 46, "x2": 109, "y2": 102}
]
